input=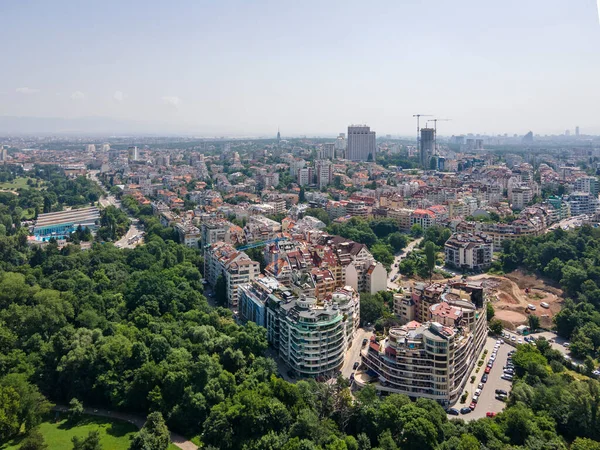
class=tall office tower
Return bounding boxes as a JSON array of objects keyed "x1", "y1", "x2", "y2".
[
  {"x1": 347, "y1": 125, "x2": 376, "y2": 161},
  {"x1": 0, "y1": 146, "x2": 8, "y2": 161},
  {"x1": 86, "y1": 144, "x2": 96, "y2": 153},
  {"x1": 128, "y1": 146, "x2": 139, "y2": 161},
  {"x1": 276, "y1": 128, "x2": 281, "y2": 144},
  {"x1": 576, "y1": 126, "x2": 580, "y2": 137},
  {"x1": 101, "y1": 143, "x2": 110, "y2": 153},
  {"x1": 315, "y1": 159, "x2": 333, "y2": 189},
  {"x1": 420, "y1": 128, "x2": 435, "y2": 168}
]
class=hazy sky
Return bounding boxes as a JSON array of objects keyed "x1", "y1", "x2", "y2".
[{"x1": 1, "y1": 0, "x2": 599, "y2": 136}]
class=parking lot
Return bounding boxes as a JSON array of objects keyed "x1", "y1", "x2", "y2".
[{"x1": 448, "y1": 336, "x2": 513, "y2": 420}]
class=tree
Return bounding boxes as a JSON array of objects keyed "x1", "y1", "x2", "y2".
[
  {"x1": 215, "y1": 274, "x2": 228, "y2": 307},
  {"x1": 129, "y1": 412, "x2": 170, "y2": 450},
  {"x1": 388, "y1": 233, "x2": 408, "y2": 253},
  {"x1": 489, "y1": 319, "x2": 503, "y2": 335},
  {"x1": 69, "y1": 398, "x2": 84, "y2": 421},
  {"x1": 410, "y1": 224, "x2": 423, "y2": 238},
  {"x1": 299, "y1": 186, "x2": 306, "y2": 203},
  {"x1": 528, "y1": 314, "x2": 540, "y2": 332},
  {"x1": 486, "y1": 303, "x2": 495, "y2": 321},
  {"x1": 359, "y1": 293, "x2": 386, "y2": 327},
  {"x1": 72, "y1": 430, "x2": 102, "y2": 450},
  {"x1": 20, "y1": 428, "x2": 48, "y2": 450},
  {"x1": 424, "y1": 241, "x2": 435, "y2": 281}
]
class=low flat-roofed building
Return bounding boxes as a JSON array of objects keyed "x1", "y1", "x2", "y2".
[{"x1": 34, "y1": 207, "x2": 100, "y2": 241}]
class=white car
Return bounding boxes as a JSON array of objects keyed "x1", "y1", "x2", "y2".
[
  {"x1": 540, "y1": 302, "x2": 550, "y2": 309},
  {"x1": 517, "y1": 338, "x2": 523, "y2": 344},
  {"x1": 475, "y1": 389, "x2": 482, "y2": 396},
  {"x1": 527, "y1": 304, "x2": 536, "y2": 311}
]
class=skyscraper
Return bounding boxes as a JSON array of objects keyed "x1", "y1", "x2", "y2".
[
  {"x1": 347, "y1": 125, "x2": 376, "y2": 161},
  {"x1": 315, "y1": 160, "x2": 333, "y2": 189},
  {"x1": 277, "y1": 128, "x2": 281, "y2": 144},
  {"x1": 128, "y1": 146, "x2": 139, "y2": 161},
  {"x1": 576, "y1": 126, "x2": 580, "y2": 137},
  {"x1": 420, "y1": 128, "x2": 435, "y2": 168}
]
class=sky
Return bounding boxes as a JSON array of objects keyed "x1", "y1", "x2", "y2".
[{"x1": 1, "y1": 0, "x2": 599, "y2": 137}]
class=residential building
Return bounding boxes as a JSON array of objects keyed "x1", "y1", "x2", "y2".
[
  {"x1": 297, "y1": 167, "x2": 312, "y2": 186},
  {"x1": 315, "y1": 159, "x2": 333, "y2": 189},
  {"x1": 205, "y1": 242, "x2": 260, "y2": 308},
  {"x1": 347, "y1": 125, "x2": 376, "y2": 162},
  {"x1": 359, "y1": 284, "x2": 487, "y2": 407},
  {"x1": 574, "y1": 176, "x2": 599, "y2": 197},
  {"x1": 566, "y1": 192, "x2": 600, "y2": 216},
  {"x1": 510, "y1": 186, "x2": 533, "y2": 210},
  {"x1": 201, "y1": 219, "x2": 232, "y2": 246},
  {"x1": 444, "y1": 233, "x2": 493, "y2": 271},
  {"x1": 175, "y1": 223, "x2": 201, "y2": 248}
]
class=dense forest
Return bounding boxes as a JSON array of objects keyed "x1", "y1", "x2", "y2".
[{"x1": 498, "y1": 226, "x2": 600, "y2": 360}]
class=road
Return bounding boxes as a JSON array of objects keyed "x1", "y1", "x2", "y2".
[
  {"x1": 53, "y1": 405, "x2": 198, "y2": 450},
  {"x1": 89, "y1": 171, "x2": 144, "y2": 249},
  {"x1": 460, "y1": 337, "x2": 513, "y2": 420},
  {"x1": 341, "y1": 328, "x2": 373, "y2": 378},
  {"x1": 387, "y1": 238, "x2": 423, "y2": 289}
]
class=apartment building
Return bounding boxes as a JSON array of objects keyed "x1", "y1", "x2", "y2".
[
  {"x1": 200, "y1": 219, "x2": 232, "y2": 246},
  {"x1": 444, "y1": 232, "x2": 493, "y2": 271},
  {"x1": 244, "y1": 215, "x2": 282, "y2": 243},
  {"x1": 360, "y1": 285, "x2": 487, "y2": 407},
  {"x1": 205, "y1": 242, "x2": 260, "y2": 308},
  {"x1": 566, "y1": 192, "x2": 600, "y2": 216},
  {"x1": 175, "y1": 223, "x2": 201, "y2": 248},
  {"x1": 239, "y1": 277, "x2": 360, "y2": 378}
]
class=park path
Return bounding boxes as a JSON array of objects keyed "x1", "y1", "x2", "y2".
[{"x1": 54, "y1": 405, "x2": 198, "y2": 450}]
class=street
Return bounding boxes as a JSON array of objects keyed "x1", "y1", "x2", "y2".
[
  {"x1": 89, "y1": 171, "x2": 144, "y2": 249},
  {"x1": 341, "y1": 328, "x2": 373, "y2": 378},
  {"x1": 387, "y1": 237, "x2": 422, "y2": 289},
  {"x1": 453, "y1": 336, "x2": 513, "y2": 420}
]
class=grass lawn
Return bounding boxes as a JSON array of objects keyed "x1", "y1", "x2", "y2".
[
  {"x1": 0, "y1": 177, "x2": 32, "y2": 190},
  {"x1": 0, "y1": 414, "x2": 181, "y2": 450}
]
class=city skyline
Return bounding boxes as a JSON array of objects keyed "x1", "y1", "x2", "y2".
[{"x1": 1, "y1": 0, "x2": 599, "y2": 136}]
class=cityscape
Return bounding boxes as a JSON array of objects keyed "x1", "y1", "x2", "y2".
[{"x1": 2, "y1": 1, "x2": 600, "y2": 450}]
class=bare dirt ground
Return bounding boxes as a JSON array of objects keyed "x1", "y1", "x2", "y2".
[{"x1": 470, "y1": 270, "x2": 563, "y2": 329}]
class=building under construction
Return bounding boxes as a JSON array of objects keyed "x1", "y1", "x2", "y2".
[{"x1": 420, "y1": 128, "x2": 435, "y2": 168}]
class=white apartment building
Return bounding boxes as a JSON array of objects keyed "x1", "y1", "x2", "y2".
[
  {"x1": 297, "y1": 167, "x2": 312, "y2": 186},
  {"x1": 205, "y1": 242, "x2": 260, "y2": 308},
  {"x1": 360, "y1": 288, "x2": 487, "y2": 407},
  {"x1": 347, "y1": 125, "x2": 376, "y2": 162},
  {"x1": 175, "y1": 223, "x2": 201, "y2": 248},
  {"x1": 444, "y1": 233, "x2": 493, "y2": 271},
  {"x1": 200, "y1": 219, "x2": 232, "y2": 246},
  {"x1": 510, "y1": 186, "x2": 533, "y2": 210},
  {"x1": 315, "y1": 160, "x2": 333, "y2": 189}
]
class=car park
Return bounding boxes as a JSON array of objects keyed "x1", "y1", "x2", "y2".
[
  {"x1": 460, "y1": 407, "x2": 472, "y2": 414},
  {"x1": 481, "y1": 374, "x2": 488, "y2": 383},
  {"x1": 486, "y1": 412, "x2": 497, "y2": 418},
  {"x1": 469, "y1": 401, "x2": 477, "y2": 410},
  {"x1": 447, "y1": 408, "x2": 460, "y2": 416},
  {"x1": 501, "y1": 374, "x2": 514, "y2": 381}
]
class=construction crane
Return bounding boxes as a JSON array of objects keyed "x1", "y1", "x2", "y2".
[
  {"x1": 412, "y1": 114, "x2": 433, "y2": 148},
  {"x1": 426, "y1": 118, "x2": 452, "y2": 154}
]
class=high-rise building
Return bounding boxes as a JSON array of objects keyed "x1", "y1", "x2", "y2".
[
  {"x1": 297, "y1": 167, "x2": 313, "y2": 186},
  {"x1": 0, "y1": 146, "x2": 8, "y2": 161},
  {"x1": 574, "y1": 176, "x2": 599, "y2": 197},
  {"x1": 347, "y1": 125, "x2": 376, "y2": 161},
  {"x1": 565, "y1": 129, "x2": 571, "y2": 137},
  {"x1": 128, "y1": 146, "x2": 139, "y2": 161},
  {"x1": 315, "y1": 160, "x2": 333, "y2": 189},
  {"x1": 86, "y1": 144, "x2": 96, "y2": 153},
  {"x1": 576, "y1": 126, "x2": 580, "y2": 137},
  {"x1": 420, "y1": 128, "x2": 435, "y2": 168}
]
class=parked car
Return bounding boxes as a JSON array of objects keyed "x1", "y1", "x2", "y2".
[
  {"x1": 540, "y1": 302, "x2": 550, "y2": 309},
  {"x1": 469, "y1": 402, "x2": 477, "y2": 410},
  {"x1": 478, "y1": 383, "x2": 484, "y2": 390},
  {"x1": 485, "y1": 366, "x2": 491, "y2": 374},
  {"x1": 447, "y1": 408, "x2": 460, "y2": 416},
  {"x1": 486, "y1": 412, "x2": 497, "y2": 418},
  {"x1": 475, "y1": 389, "x2": 482, "y2": 396},
  {"x1": 362, "y1": 338, "x2": 368, "y2": 346},
  {"x1": 495, "y1": 389, "x2": 508, "y2": 396},
  {"x1": 460, "y1": 407, "x2": 472, "y2": 415},
  {"x1": 472, "y1": 395, "x2": 479, "y2": 403},
  {"x1": 511, "y1": 336, "x2": 516, "y2": 342},
  {"x1": 496, "y1": 394, "x2": 507, "y2": 401},
  {"x1": 527, "y1": 304, "x2": 536, "y2": 311},
  {"x1": 501, "y1": 374, "x2": 514, "y2": 381},
  {"x1": 504, "y1": 369, "x2": 514, "y2": 375},
  {"x1": 563, "y1": 342, "x2": 570, "y2": 348},
  {"x1": 353, "y1": 361, "x2": 360, "y2": 370},
  {"x1": 481, "y1": 374, "x2": 488, "y2": 383}
]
